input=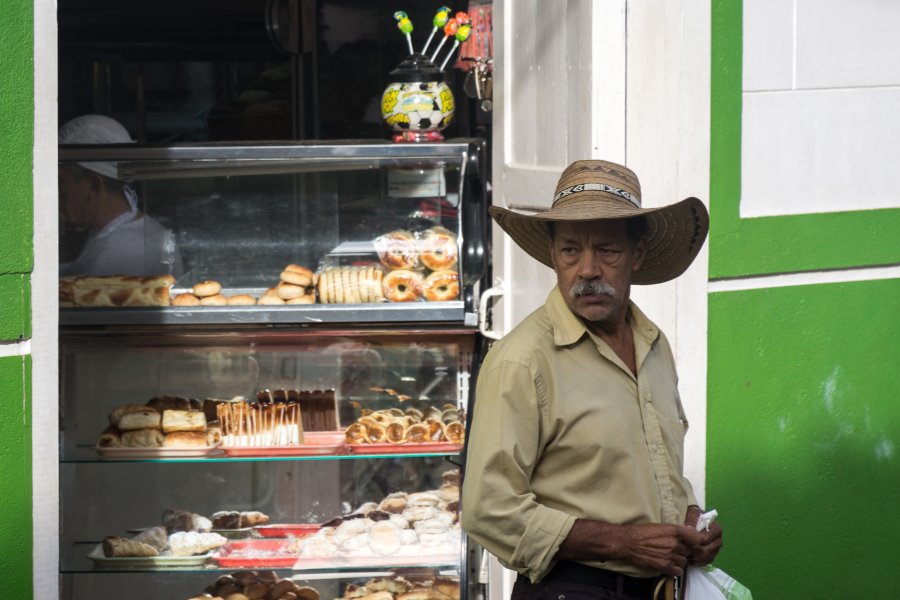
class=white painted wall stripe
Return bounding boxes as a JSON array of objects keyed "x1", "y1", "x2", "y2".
[
  {"x1": 0, "y1": 339, "x2": 32, "y2": 357},
  {"x1": 709, "y1": 264, "x2": 900, "y2": 293}
]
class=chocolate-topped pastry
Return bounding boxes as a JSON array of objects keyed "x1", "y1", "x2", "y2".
[{"x1": 211, "y1": 510, "x2": 242, "y2": 530}]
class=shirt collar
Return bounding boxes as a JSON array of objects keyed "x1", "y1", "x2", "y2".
[{"x1": 546, "y1": 285, "x2": 660, "y2": 348}]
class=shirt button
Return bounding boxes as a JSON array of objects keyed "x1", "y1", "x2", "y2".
[{"x1": 651, "y1": 443, "x2": 659, "y2": 452}]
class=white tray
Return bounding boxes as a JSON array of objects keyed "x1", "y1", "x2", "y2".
[
  {"x1": 94, "y1": 446, "x2": 220, "y2": 460},
  {"x1": 87, "y1": 545, "x2": 211, "y2": 569}
]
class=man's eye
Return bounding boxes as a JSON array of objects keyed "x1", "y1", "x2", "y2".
[{"x1": 561, "y1": 247, "x2": 577, "y2": 255}]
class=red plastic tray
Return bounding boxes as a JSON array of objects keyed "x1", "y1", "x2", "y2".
[
  {"x1": 212, "y1": 539, "x2": 301, "y2": 568},
  {"x1": 347, "y1": 442, "x2": 463, "y2": 455},
  {"x1": 222, "y1": 443, "x2": 345, "y2": 457},
  {"x1": 255, "y1": 523, "x2": 322, "y2": 538}
]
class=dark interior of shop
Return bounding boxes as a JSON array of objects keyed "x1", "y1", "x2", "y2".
[{"x1": 58, "y1": 0, "x2": 492, "y2": 143}]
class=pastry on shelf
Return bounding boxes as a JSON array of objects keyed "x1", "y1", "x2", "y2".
[
  {"x1": 189, "y1": 570, "x2": 320, "y2": 600},
  {"x1": 96, "y1": 397, "x2": 218, "y2": 452},
  {"x1": 343, "y1": 406, "x2": 465, "y2": 446},
  {"x1": 59, "y1": 274, "x2": 176, "y2": 308}
]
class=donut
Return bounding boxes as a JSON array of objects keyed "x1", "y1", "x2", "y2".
[
  {"x1": 172, "y1": 293, "x2": 200, "y2": 307},
  {"x1": 420, "y1": 228, "x2": 458, "y2": 271},
  {"x1": 199, "y1": 294, "x2": 227, "y2": 306},
  {"x1": 375, "y1": 230, "x2": 419, "y2": 270},
  {"x1": 276, "y1": 282, "x2": 305, "y2": 300},
  {"x1": 422, "y1": 270, "x2": 459, "y2": 302},
  {"x1": 192, "y1": 280, "x2": 221, "y2": 298},
  {"x1": 280, "y1": 267, "x2": 313, "y2": 287},
  {"x1": 382, "y1": 269, "x2": 423, "y2": 303},
  {"x1": 226, "y1": 294, "x2": 256, "y2": 306}
]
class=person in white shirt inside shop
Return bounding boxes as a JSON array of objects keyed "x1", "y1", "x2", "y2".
[{"x1": 59, "y1": 114, "x2": 184, "y2": 278}]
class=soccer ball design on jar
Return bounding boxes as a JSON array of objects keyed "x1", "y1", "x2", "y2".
[{"x1": 382, "y1": 54, "x2": 454, "y2": 143}]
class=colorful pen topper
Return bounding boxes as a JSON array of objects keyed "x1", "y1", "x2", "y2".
[
  {"x1": 421, "y1": 6, "x2": 452, "y2": 56},
  {"x1": 394, "y1": 11, "x2": 415, "y2": 55},
  {"x1": 439, "y1": 16, "x2": 472, "y2": 71}
]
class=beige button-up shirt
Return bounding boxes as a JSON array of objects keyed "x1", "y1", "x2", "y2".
[{"x1": 461, "y1": 286, "x2": 698, "y2": 582}]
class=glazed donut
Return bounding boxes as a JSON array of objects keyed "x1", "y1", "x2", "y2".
[
  {"x1": 375, "y1": 230, "x2": 419, "y2": 270},
  {"x1": 422, "y1": 270, "x2": 459, "y2": 302},
  {"x1": 192, "y1": 280, "x2": 221, "y2": 298},
  {"x1": 382, "y1": 269, "x2": 423, "y2": 303},
  {"x1": 420, "y1": 228, "x2": 458, "y2": 271}
]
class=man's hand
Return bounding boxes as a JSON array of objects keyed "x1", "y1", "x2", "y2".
[
  {"x1": 558, "y1": 519, "x2": 705, "y2": 577},
  {"x1": 684, "y1": 506, "x2": 724, "y2": 566}
]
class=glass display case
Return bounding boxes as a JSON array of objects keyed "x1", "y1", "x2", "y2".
[{"x1": 58, "y1": 140, "x2": 489, "y2": 600}]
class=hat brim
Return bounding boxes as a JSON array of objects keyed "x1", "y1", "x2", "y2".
[{"x1": 489, "y1": 197, "x2": 709, "y2": 285}]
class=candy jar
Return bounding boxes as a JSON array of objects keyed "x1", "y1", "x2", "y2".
[{"x1": 381, "y1": 53, "x2": 454, "y2": 143}]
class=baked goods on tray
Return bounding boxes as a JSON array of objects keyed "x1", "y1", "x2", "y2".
[
  {"x1": 344, "y1": 404, "x2": 465, "y2": 446},
  {"x1": 188, "y1": 570, "x2": 320, "y2": 600},
  {"x1": 97, "y1": 396, "x2": 217, "y2": 452},
  {"x1": 336, "y1": 573, "x2": 460, "y2": 600},
  {"x1": 60, "y1": 274, "x2": 176, "y2": 307}
]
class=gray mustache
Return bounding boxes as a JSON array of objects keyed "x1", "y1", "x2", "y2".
[{"x1": 570, "y1": 281, "x2": 615, "y2": 298}]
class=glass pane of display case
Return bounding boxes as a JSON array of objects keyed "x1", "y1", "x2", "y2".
[
  {"x1": 60, "y1": 330, "x2": 474, "y2": 462},
  {"x1": 58, "y1": 141, "x2": 487, "y2": 326}
]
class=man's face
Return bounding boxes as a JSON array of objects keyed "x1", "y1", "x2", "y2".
[
  {"x1": 58, "y1": 165, "x2": 92, "y2": 230},
  {"x1": 549, "y1": 219, "x2": 645, "y2": 329}
]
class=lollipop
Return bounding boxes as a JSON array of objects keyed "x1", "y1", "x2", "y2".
[
  {"x1": 430, "y1": 16, "x2": 459, "y2": 63},
  {"x1": 394, "y1": 10, "x2": 415, "y2": 55},
  {"x1": 421, "y1": 6, "x2": 452, "y2": 56},
  {"x1": 439, "y1": 15, "x2": 472, "y2": 71}
]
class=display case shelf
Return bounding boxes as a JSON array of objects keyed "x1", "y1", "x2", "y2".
[
  {"x1": 60, "y1": 301, "x2": 473, "y2": 327},
  {"x1": 62, "y1": 449, "x2": 464, "y2": 463}
]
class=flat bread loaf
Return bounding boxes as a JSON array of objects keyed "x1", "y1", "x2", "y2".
[
  {"x1": 65, "y1": 275, "x2": 175, "y2": 307},
  {"x1": 121, "y1": 428, "x2": 165, "y2": 448}
]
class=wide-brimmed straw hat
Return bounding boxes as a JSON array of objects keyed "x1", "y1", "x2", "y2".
[{"x1": 489, "y1": 160, "x2": 709, "y2": 285}]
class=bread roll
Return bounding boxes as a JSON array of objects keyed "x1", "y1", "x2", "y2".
[
  {"x1": 192, "y1": 280, "x2": 222, "y2": 297},
  {"x1": 102, "y1": 536, "x2": 158, "y2": 558},
  {"x1": 258, "y1": 295, "x2": 285, "y2": 305},
  {"x1": 120, "y1": 428, "x2": 165, "y2": 448},
  {"x1": 109, "y1": 404, "x2": 155, "y2": 427},
  {"x1": 162, "y1": 409, "x2": 206, "y2": 433},
  {"x1": 163, "y1": 431, "x2": 209, "y2": 448},
  {"x1": 200, "y1": 294, "x2": 228, "y2": 306},
  {"x1": 131, "y1": 526, "x2": 168, "y2": 552},
  {"x1": 295, "y1": 586, "x2": 320, "y2": 600},
  {"x1": 226, "y1": 294, "x2": 257, "y2": 306},
  {"x1": 280, "y1": 267, "x2": 313, "y2": 287},
  {"x1": 276, "y1": 282, "x2": 305, "y2": 300},
  {"x1": 172, "y1": 292, "x2": 201, "y2": 306},
  {"x1": 287, "y1": 295, "x2": 315, "y2": 305},
  {"x1": 117, "y1": 409, "x2": 162, "y2": 431},
  {"x1": 97, "y1": 426, "x2": 122, "y2": 448}
]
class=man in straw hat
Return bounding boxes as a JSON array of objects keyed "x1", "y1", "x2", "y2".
[{"x1": 461, "y1": 160, "x2": 722, "y2": 599}]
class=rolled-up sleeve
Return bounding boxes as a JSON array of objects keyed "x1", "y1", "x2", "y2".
[{"x1": 461, "y1": 356, "x2": 576, "y2": 582}]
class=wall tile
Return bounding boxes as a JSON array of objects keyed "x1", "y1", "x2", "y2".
[
  {"x1": 0, "y1": 274, "x2": 30, "y2": 341},
  {"x1": 743, "y1": 0, "x2": 793, "y2": 91},
  {"x1": 741, "y1": 87, "x2": 900, "y2": 217},
  {"x1": 796, "y1": 0, "x2": 900, "y2": 88}
]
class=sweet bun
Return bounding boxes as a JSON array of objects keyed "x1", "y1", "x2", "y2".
[
  {"x1": 192, "y1": 281, "x2": 222, "y2": 298},
  {"x1": 172, "y1": 293, "x2": 201, "y2": 307},
  {"x1": 200, "y1": 294, "x2": 227, "y2": 306}
]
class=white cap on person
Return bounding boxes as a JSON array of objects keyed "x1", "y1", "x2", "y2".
[{"x1": 59, "y1": 114, "x2": 134, "y2": 180}]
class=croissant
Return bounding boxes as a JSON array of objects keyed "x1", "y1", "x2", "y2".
[
  {"x1": 345, "y1": 422, "x2": 368, "y2": 444},
  {"x1": 444, "y1": 421, "x2": 465, "y2": 445},
  {"x1": 406, "y1": 423, "x2": 429, "y2": 443},
  {"x1": 385, "y1": 422, "x2": 407, "y2": 444},
  {"x1": 366, "y1": 422, "x2": 387, "y2": 443}
]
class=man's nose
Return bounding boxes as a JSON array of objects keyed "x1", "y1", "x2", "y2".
[{"x1": 576, "y1": 250, "x2": 603, "y2": 279}]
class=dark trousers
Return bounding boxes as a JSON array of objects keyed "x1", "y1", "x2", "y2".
[{"x1": 512, "y1": 561, "x2": 666, "y2": 600}]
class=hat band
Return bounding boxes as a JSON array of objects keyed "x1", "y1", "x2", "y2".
[{"x1": 553, "y1": 183, "x2": 640, "y2": 208}]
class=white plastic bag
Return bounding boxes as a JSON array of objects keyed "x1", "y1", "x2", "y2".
[{"x1": 684, "y1": 565, "x2": 753, "y2": 600}]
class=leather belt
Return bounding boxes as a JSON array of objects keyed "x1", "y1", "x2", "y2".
[{"x1": 523, "y1": 560, "x2": 664, "y2": 598}]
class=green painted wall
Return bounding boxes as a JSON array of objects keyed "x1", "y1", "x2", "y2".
[
  {"x1": 708, "y1": 281, "x2": 900, "y2": 597},
  {"x1": 710, "y1": 1, "x2": 900, "y2": 279},
  {"x1": 0, "y1": 0, "x2": 34, "y2": 597},
  {"x1": 709, "y1": 1, "x2": 900, "y2": 598}
]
